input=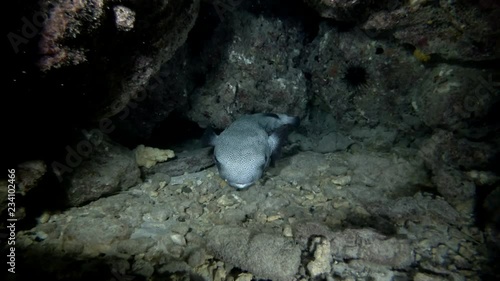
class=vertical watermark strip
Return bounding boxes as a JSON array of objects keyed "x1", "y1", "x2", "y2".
[
  {"x1": 209, "y1": 0, "x2": 244, "y2": 22},
  {"x1": 6, "y1": 169, "x2": 17, "y2": 274}
]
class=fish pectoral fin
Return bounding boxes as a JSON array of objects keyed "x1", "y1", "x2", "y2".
[
  {"x1": 268, "y1": 124, "x2": 294, "y2": 164},
  {"x1": 201, "y1": 127, "x2": 218, "y2": 147},
  {"x1": 268, "y1": 134, "x2": 280, "y2": 167},
  {"x1": 277, "y1": 114, "x2": 300, "y2": 127}
]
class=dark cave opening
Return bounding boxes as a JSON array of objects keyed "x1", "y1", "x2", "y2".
[
  {"x1": 242, "y1": 0, "x2": 321, "y2": 43},
  {"x1": 144, "y1": 111, "x2": 206, "y2": 151}
]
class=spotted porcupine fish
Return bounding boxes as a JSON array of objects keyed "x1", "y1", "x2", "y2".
[{"x1": 204, "y1": 113, "x2": 300, "y2": 189}]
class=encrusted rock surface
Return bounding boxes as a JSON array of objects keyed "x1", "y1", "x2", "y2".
[
  {"x1": 412, "y1": 65, "x2": 497, "y2": 134},
  {"x1": 306, "y1": 0, "x2": 500, "y2": 61},
  {"x1": 303, "y1": 0, "x2": 376, "y2": 21},
  {"x1": 16, "y1": 160, "x2": 47, "y2": 195},
  {"x1": 14, "y1": 149, "x2": 498, "y2": 280},
  {"x1": 142, "y1": 147, "x2": 214, "y2": 177},
  {"x1": 35, "y1": 0, "x2": 200, "y2": 119},
  {"x1": 56, "y1": 135, "x2": 141, "y2": 207},
  {"x1": 187, "y1": 10, "x2": 309, "y2": 129},
  {"x1": 299, "y1": 21, "x2": 425, "y2": 143}
]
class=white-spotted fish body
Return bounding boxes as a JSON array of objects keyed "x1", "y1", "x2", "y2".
[{"x1": 204, "y1": 113, "x2": 300, "y2": 189}]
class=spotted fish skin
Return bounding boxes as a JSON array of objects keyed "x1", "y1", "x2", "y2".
[{"x1": 205, "y1": 113, "x2": 300, "y2": 189}]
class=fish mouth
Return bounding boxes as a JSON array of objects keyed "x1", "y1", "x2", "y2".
[{"x1": 228, "y1": 181, "x2": 254, "y2": 189}]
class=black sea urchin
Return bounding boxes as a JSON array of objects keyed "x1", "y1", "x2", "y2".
[{"x1": 343, "y1": 64, "x2": 369, "y2": 90}]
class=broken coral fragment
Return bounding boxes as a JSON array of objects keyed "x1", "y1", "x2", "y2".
[
  {"x1": 134, "y1": 144, "x2": 175, "y2": 168},
  {"x1": 113, "y1": 5, "x2": 135, "y2": 31}
]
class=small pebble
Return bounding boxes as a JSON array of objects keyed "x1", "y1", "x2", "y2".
[
  {"x1": 170, "y1": 233, "x2": 186, "y2": 246},
  {"x1": 283, "y1": 225, "x2": 293, "y2": 237}
]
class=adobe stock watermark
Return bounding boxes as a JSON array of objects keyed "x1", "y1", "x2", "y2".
[
  {"x1": 462, "y1": 72, "x2": 499, "y2": 113},
  {"x1": 48, "y1": 1, "x2": 245, "y2": 182},
  {"x1": 363, "y1": 71, "x2": 499, "y2": 185},
  {"x1": 418, "y1": 71, "x2": 498, "y2": 162},
  {"x1": 206, "y1": 0, "x2": 244, "y2": 22},
  {"x1": 51, "y1": 73, "x2": 168, "y2": 182},
  {"x1": 7, "y1": 10, "x2": 47, "y2": 54}
]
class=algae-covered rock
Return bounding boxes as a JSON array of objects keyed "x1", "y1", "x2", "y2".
[
  {"x1": 207, "y1": 225, "x2": 301, "y2": 281},
  {"x1": 58, "y1": 136, "x2": 140, "y2": 206},
  {"x1": 187, "y1": 11, "x2": 308, "y2": 129},
  {"x1": 17, "y1": 160, "x2": 47, "y2": 195}
]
